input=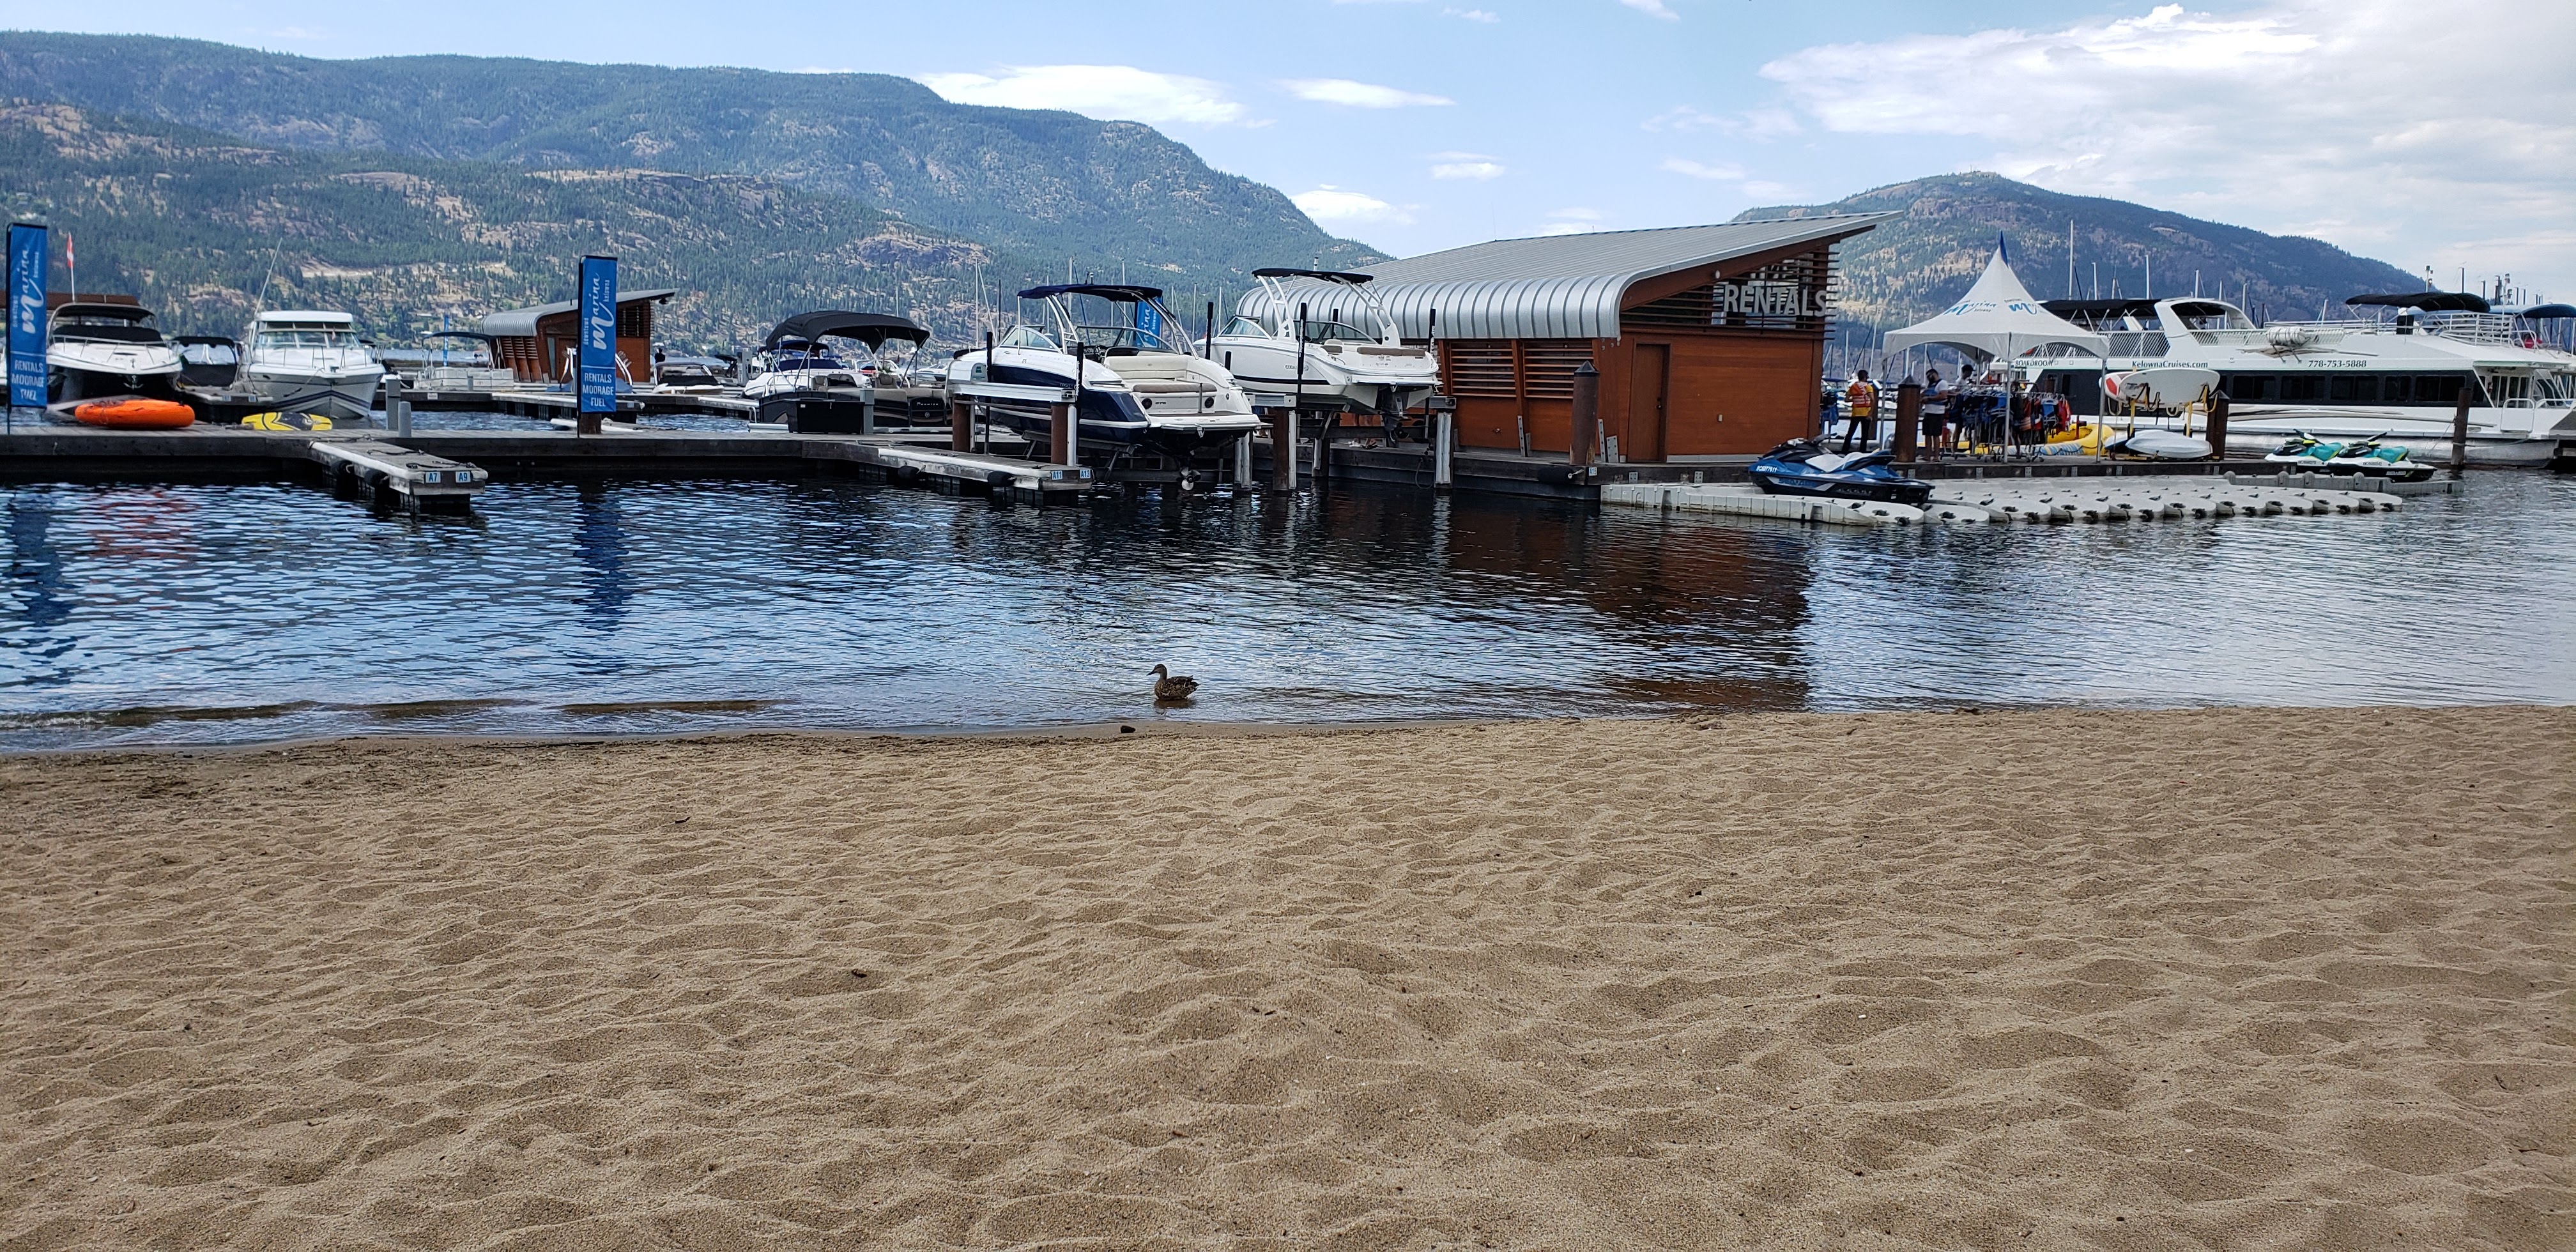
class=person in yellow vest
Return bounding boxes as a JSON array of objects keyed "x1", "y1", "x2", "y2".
[{"x1": 1840, "y1": 369, "x2": 1878, "y2": 452}]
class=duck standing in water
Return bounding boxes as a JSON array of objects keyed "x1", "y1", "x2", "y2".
[{"x1": 1149, "y1": 664, "x2": 1198, "y2": 703}]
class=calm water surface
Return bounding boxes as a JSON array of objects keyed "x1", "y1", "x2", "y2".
[{"x1": 4, "y1": 462, "x2": 2571, "y2": 749}]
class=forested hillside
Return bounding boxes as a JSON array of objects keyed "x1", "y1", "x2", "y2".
[
  {"x1": 0, "y1": 103, "x2": 1061, "y2": 347},
  {"x1": 1744, "y1": 173, "x2": 2422, "y2": 342},
  {"x1": 0, "y1": 33, "x2": 1379, "y2": 282}
]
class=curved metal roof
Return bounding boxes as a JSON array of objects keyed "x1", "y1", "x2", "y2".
[
  {"x1": 1242, "y1": 214, "x2": 1891, "y2": 340},
  {"x1": 479, "y1": 289, "x2": 677, "y2": 338}
]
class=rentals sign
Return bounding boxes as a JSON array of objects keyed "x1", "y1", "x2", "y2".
[
  {"x1": 1715, "y1": 275, "x2": 1832, "y2": 321},
  {"x1": 576, "y1": 254, "x2": 618, "y2": 415},
  {"x1": 6, "y1": 223, "x2": 44, "y2": 409}
]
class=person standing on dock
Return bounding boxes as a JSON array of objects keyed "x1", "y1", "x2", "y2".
[
  {"x1": 1920, "y1": 369, "x2": 1949, "y2": 461},
  {"x1": 1841, "y1": 370, "x2": 1878, "y2": 452}
]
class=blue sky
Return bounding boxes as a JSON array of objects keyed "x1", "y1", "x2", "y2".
[{"x1": 4, "y1": 0, "x2": 2566, "y2": 297}]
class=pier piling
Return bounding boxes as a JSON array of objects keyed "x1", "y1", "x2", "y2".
[
  {"x1": 2206, "y1": 390, "x2": 2230, "y2": 461},
  {"x1": 2451, "y1": 385, "x2": 2471, "y2": 474},
  {"x1": 1569, "y1": 362, "x2": 1600, "y2": 468},
  {"x1": 1893, "y1": 379, "x2": 1920, "y2": 464}
]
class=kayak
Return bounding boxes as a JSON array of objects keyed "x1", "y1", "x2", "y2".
[{"x1": 73, "y1": 397, "x2": 195, "y2": 429}]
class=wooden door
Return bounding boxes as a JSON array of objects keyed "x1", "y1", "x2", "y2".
[{"x1": 1627, "y1": 342, "x2": 1669, "y2": 462}]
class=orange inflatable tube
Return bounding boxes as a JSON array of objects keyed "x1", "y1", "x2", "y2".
[{"x1": 72, "y1": 398, "x2": 195, "y2": 429}]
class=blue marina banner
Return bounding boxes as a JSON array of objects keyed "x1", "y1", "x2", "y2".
[
  {"x1": 576, "y1": 254, "x2": 618, "y2": 415},
  {"x1": 1134, "y1": 300, "x2": 1163, "y2": 346},
  {"x1": 7, "y1": 223, "x2": 46, "y2": 409}
]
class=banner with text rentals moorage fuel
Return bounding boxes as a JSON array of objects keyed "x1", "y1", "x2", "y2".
[
  {"x1": 577, "y1": 254, "x2": 617, "y2": 415},
  {"x1": 7, "y1": 224, "x2": 45, "y2": 409}
]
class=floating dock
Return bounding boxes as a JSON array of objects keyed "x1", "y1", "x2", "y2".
[
  {"x1": 0, "y1": 426, "x2": 1094, "y2": 505},
  {"x1": 1602, "y1": 471, "x2": 2452, "y2": 527}
]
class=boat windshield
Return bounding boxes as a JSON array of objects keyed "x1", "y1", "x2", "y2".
[
  {"x1": 2169, "y1": 302, "x2": 2253, "y2": 331},
  {"x1": 1221, "y1": 316, "x2": 1270, "y2": 337},
  {"x1": 257, "y1": 330, "x2": 365, "y2": 349},
  {"x1": 180, "y1": 342, "x2": 240, "y2": 365},
  {"x1": 1068, "y1": 324, "x2": 1192, "y2": 354},
  {"x1": 999, "y1": 324, "x2": 1060, "y2": 351},
  {"x1": 1292, "y1": 319, "x2": 1378, "y2": 343},
  {"x1": 55, "y1": 322, "x2": 164, "y2": 344}
]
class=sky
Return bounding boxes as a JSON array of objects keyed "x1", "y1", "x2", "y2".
[{"x1": 4, "y1": 0, "x2": 2568, "y2": 299}]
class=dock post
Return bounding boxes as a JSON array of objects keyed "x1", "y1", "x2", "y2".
[
  {"x1": 861, "y1": 388, "x2": 877, "y2": 437},
  {"x1": 1311, "y1": 412, "x2": 1331, "y2": 487},
  {"x1": 385, "y1": 376, "x2": 411, "y2": 438},
  {"x1": 1892, "y1": 379, "x2": 1920, "y2": 463},
  {"x1": 1269, "y1": 407, "x2": 1297, "y2": 492},
  {"x1": 2205, "y1": 389, "x2": 2230, "y2": 461},
  {"x1": 1233, "y1": 432, "x2": 1252, "y2": 486},
  {"x1": 1433, "y1": 408, "x2": 1454, "y2": 490},
  {"x1": 950, "y1": 398, "x2": 972, "y2": 453},
  {"x1": 1568, "y1": 362, "x2": 1599, "y2": 468},
  {"x1": 1050, "y1": 399, "x2": 1073, "y2": 466},
  {"x1": 2451, "y1": 384, "x2": 2472, "y2": 475}
]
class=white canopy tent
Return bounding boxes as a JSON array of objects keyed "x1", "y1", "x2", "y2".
[{"x1": 1883, "y1": 241, "x2": 2107, "y2": 364}]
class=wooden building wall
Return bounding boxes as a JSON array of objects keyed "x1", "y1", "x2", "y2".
[
  {"x1": 1434, "y1": 241, "x2": 1836, "y2": 461},
  {"x1": 497, "y1": 299, "x2": 659, "y2": 383}
]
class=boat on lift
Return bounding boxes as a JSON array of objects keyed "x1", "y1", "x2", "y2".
[
  {"x1": 744, "y1": 310, "x2": 932, "y2": 432},
  {"x1": 240, "y1": 310, "x2": 386, "y2": 420},
  {"x1": 957, "y1": 284, "x2": 1262, "y2": 461},
  {"x1": 1217, "y1": 268, "x2": 1440, "y2": 418},
  {"x1": 2021, "y1": 292, "x2": 2576, "y2": 466},
  {"x1": 45, "y1": 300, "x2": 184, "y2": 407}
]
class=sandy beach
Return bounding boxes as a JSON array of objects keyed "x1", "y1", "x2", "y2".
[{"x1": 1, "y1": 705, "x2": 2568, "y2": 1250}]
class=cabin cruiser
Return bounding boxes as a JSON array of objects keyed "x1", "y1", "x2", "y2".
[
  {"x1": 1218, "y1": 268, "x2": 1441, "y2": 417},
  {"x1": 240, "y1": 311, "x2": 386, "y2": 420},
  {"x1": 2019, "y1": 293, "x2": 2576, "y2": 466},
  {"x1": 45, "y1": 301, "x2": 184, "y2": 406},
  {"x1": 956, "y1": 284, "x2": 1261, "y2": 461}
]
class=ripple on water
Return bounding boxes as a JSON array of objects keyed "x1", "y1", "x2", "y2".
[{"x1": 3, "y1": 470, "x2": 2571, "y2": 748}]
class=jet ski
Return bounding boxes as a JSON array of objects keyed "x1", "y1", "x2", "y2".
[
  {"x1": 1747, "y1": 439, "x2": 1934, "y2": 507},
  {"x1": 2324, "y1": 434, "x2": 2435, "y2": 482},
  {"x1": 2264, "y1": 431, "x2": 2343, "y2": 467}
]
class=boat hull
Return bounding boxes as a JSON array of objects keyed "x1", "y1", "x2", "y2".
[{"x1": 241, "y1": 367, "x2": 383, "y2": 420}]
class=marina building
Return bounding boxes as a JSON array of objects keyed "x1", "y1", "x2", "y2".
[
  {"x1": 480, "y1": 288, "x2": 677, "y2": 385},
  {"x1": 1254, "y1": 214, "x2": 1889, "y2": 461}
]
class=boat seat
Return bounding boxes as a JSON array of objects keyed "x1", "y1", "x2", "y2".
[
  {"x1": 1804, "y1": 452, "x2": 1855, "y2": 471},
  {"x1": 1123, "y1": 379, "x2": 1214, "y2": 393}
]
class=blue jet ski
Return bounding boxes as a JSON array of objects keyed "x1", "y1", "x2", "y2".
[{"x1": 1747, "y1": 438, "x2": 1934, "y2": 507}]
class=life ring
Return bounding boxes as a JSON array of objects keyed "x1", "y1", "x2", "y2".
[{"x1": 73, "y1": 398, "x2": 195, "y2": 429}]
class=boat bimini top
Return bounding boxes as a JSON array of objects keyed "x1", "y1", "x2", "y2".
[
  {"x1": 50, "y1": 302, "x2": 167, "y2": 344},
  {"x1": 1015, "y1": 284, "x2": 1200, "y2": 357},
  {"x1": 763, "y1": 310, "x2": 930, "y2": 351}
]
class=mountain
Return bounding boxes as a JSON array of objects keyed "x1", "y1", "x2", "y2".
[
  {"x1": 0, "y1": 31, "x2": 1379, "y2": 344},
  {"x1": 1738, "y1": 173, "x2": 2421, "y2": 341},
  {"x1": 0, "y1": 103, "x2": 1039, "y2": 347}
]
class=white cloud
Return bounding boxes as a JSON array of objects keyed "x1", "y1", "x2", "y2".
[
  {"x1": 1758, "y1": 1, "x2": 2576, "y2": 292},
  {"x1": 1660, "y1": 158, "x2": 1745, "y2": 181},
  {"x1": 1644, "y1": 105, "x2": 1797, "y2": 139},
  {"x1": 917, "y1": 65, "x2": 1244, "y2": 126},
  {"x1": 1430, "y1": 151, "x2": 1506, "y2": 180},
  {"x1": 1540, "y1": 223, "x2": 1597, "y2": 236},
  {"x1": 1551, "y1": 208, "x2": 1606, "y2": 220},
  {"x1": 1280, "y1": 79, "x2": 1454, "y2": 109},
  {"x1": 1445, "y1": 7, "x2": 1500, "y2": 21},
  {"x1": 1294, "y1": 187, "x2": 1414, "y2": 225},
  {"x1": 1620, "y1": 0, "x2": 1679, "y2": 19}
]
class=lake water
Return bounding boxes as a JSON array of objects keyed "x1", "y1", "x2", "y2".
[{"x1": 4, "y1": 462, "x2": 2571, "y2": 751}]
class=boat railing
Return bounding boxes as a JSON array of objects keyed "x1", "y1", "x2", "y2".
[
  {"x1": 2422, "y1": 312, "x2": 2517, "y2": 344},
  {"x1": 2265, "y1": 319, "x2": 2378, "y2": 332}
]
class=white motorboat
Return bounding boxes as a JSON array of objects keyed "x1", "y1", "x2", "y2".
[
  {"x1": 954, "y1": 284, "x2": 1261, "y2": 461},
  {"x1": 45, "y1": 301, "x2": 183, "y2": 405},
  {"x1": 743, "y1": 310, "x2": 930, "y2": 432},
  {"x1": 241, "y1": 310, "x2": 385, "y2": 419},
  {"x1": 1218, "y1": 268, "x2": 1441, "y2": 418},
  {"x1": 2019, "y1": 293, "x2": 2576, "y2": 465}
]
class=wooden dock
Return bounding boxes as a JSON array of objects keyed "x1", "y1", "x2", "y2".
[{"x1": 0, "y1": 426, "x2": 1094, "y2": 505}]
